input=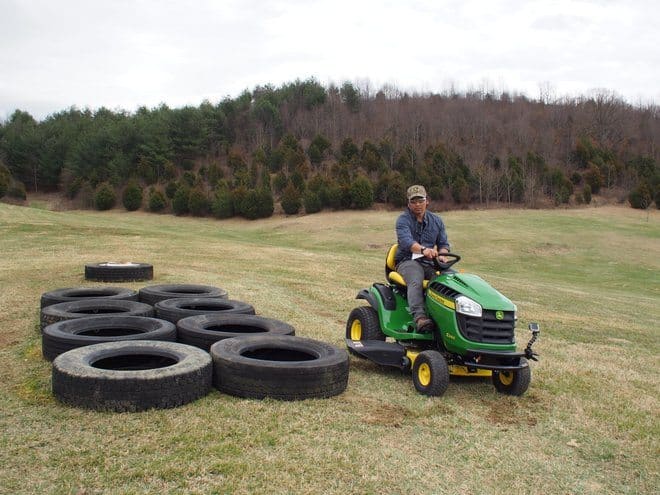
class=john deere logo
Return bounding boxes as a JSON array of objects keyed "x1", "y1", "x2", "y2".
[{"x1": 495, "y1": 310, "x2": 504, "y2": 320}]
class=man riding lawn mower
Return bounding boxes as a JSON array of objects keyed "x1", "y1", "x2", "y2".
[{"x1": 345, "y1": 185, "x2": 540, "y2": 396}]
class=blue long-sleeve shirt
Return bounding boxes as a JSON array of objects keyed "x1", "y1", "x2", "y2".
[{"x1": 395, "y1": 208, "x2": 450, "y2": 264}]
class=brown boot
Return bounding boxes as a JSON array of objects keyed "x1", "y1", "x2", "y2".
[{"x1": 415, "y1": 316, "x2": 435, "y2": 333}]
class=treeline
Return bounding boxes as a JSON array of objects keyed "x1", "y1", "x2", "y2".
[{"x1": 0, "y1": 78, "x2": 658, "y2": 215}]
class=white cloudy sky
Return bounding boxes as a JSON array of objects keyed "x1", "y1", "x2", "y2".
[{"x1": 1, "y1": 0, "x2": 658, "y2": 121}]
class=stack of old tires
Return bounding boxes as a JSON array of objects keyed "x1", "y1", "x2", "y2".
[{"x1": 41, "y1": 278, "x2": 349, "y2": 413}]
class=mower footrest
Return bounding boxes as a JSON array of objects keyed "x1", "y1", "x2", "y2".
[{"x1": 346, "y1": 339, "x2": 406, "y2": 368}]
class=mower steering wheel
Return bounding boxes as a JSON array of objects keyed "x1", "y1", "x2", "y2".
[{"x1": 432, "y1": 252, "x2": 461, "y2": 272}]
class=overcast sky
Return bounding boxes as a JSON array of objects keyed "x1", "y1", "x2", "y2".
[{"x1": 1, "y1": 0, "x2": 658, "y2": 121}]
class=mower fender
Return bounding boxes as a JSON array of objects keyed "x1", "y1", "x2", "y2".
[
  {"x1": 356, "y1": 283, "x2": 396, "y2": 311},
  {"x1": 356, "y1": 288, "x2": 378, "y2": 309}
]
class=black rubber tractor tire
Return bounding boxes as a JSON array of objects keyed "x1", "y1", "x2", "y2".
[
  {"x1": 84, "y1": 262, "x2": 153, "y2": 282},
  {"x1": 346, "y1": 306, "x2": 386, "y2": 341},
  {"x1": 138, "y1": 284, "x2": 228, "y2": 306},
  {"x1": 345, "y1": 306, "x2": 386, "y2": 358},
  {"x1": 411, "y1": 350, "x2": 450, "y2": 396},
  {"x1": 52, "y1": 340, "x2": 212, "y2": 412},
  {"x1": 177, "y1": 314, "x2": 295, "y2": 351},
  {"x1": 210, "y1": 335, "x2": 349, "y2": 401},
  {"x1": 492, "y1": 358, "x2": 531, "y2": 396},
  {"x1": 155, "y1": 297, "x2": 255, "y2": 324},
  {"x1": 40, "y1": 287, "x2": 138, "y2": 308},
  {"x1": 40, "y1": 300, "x2": 154, "y2": 331},
  {"x1": 42, "y1": 316, "x2": 176, "y2": 361}
]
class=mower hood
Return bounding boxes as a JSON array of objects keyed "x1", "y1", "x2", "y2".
[{"x1": 436, "y1": 273, "x2": 516, "y2": 311}]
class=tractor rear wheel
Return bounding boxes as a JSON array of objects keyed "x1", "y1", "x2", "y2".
[
  {"x1": 492, "y1": 358, "x2": 531, "y2": 396},
  {"x1": 412, "y1": 350, "x2": 449, "y2": 396},
  {"x1": 346, "y1": 306, "x2": 385, "y2": 341}
]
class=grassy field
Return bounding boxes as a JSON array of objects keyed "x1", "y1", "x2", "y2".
[{"x1": 0, "y1": 202, "x2": 658, "y2": 495}]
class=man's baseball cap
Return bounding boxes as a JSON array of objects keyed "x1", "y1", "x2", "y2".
[{"x1": 407, "y1": 185, "x2": 427, "y2": 200}]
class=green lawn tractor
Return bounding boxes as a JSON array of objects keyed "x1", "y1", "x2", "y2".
[{"x1": 345, "y1": 244, "x2": 540, "y2": 396}]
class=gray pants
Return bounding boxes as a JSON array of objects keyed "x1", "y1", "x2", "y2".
[{"x1": 396, "y1": 259, "x2": 438, "y2": 320}]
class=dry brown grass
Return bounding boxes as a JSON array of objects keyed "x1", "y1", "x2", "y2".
[{"x1": 0, "y1": 203, "x2": 658, "y2": 494}]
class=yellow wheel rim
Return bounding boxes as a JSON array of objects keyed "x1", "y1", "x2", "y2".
[
  {"x1": 499, "y1": 371, "x2": 514, "y2": 386},
  {"x1": 350, "y1": 320, "x2": 362, "y2": 340},
  {"x1": 418, "y1": 363, "x2": 431, "y2": 387}
]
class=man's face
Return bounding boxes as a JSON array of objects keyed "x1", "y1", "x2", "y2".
[{"x1": 408, "y1": 197, "x2": 428, "y2": 215}]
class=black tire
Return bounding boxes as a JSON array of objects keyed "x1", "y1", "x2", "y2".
[
  {"x1": 40, "y1": 287, "x2": 138, "y2": 308},
  {"x1": 177, "y1": 314, "x2": 295, "y2": 351},
  {"x1": 346, "y1": 306, "x2": 385, "y2": 341},
  {"x1": 40, "y1": 300, "x2": 154, "y2": 331},
  {"x1": 138, "y1": 284, "x2": 229, "y2": 306},
  {"x1": 210, "y1": 335, "x2": 349, "y2": 400},
  {"x1": 84, "y1": 262, "x2": 153, "y2": 282},
  {"x1": 492, "y1": 359, "x2": 531, "y2": 396},
  {"x1": 345, "y1": 306, "x2": 386, "y2": 358},
  {"x1": 42, "y1": 316, "x2": 176, "y2": 361},
  {"x1": 411, "y1": 350, "x2": 450, "y2": 396},
  {"x1": 52, "y1": 340, "x2": 212, "y2": 412},
  {"x1": 155, "y1": 297, "x2": 255, "y2": 323}
]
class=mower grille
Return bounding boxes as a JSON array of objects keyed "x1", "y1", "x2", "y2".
[{"x1": 457, "y1": 310, "x2": 515, "y2": 344}]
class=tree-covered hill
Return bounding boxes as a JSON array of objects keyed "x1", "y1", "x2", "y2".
[{"x1": 0, "y1": 78, "x2": 658, "y2": 216}]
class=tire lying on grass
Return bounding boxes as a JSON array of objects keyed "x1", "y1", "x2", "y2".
[
  {"x1": 177, "y1": 314, "x2": 296, "y2": 351},
  {"x1": 155, "y1": 297, "x2": 255, "y2": 324},
  {"x1": 84, "y1": 262, "x2": 153, "y2": 282},
  {"x1": 42, "y1": 316, "x2": 177, "y2": 361},
  {"x1": 40, "y1": 287, "x2": 138, "y2": 308},
  {"x1": 210, "y1": 335, "x2": 349, "y2": 400},
  {"x1": 138, "y1": 284, "x2": 228, "y2": 306},
  {"x1": 40, "y1": 299, "x2": 154, "y2": 331},
  {"x1": 52, "y1": 340, "x2": 212, "y2": 412}
]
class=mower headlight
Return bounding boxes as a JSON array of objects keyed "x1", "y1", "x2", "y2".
[{"x1": 455, "y1": 296, "x2": 482, "y2": 318}]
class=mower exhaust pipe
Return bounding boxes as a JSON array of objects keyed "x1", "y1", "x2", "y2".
[{"x1": 525, "y1": 322, "x2": 540, "y2": 361}]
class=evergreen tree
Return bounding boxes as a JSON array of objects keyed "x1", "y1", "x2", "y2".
[
  {"x1": 94, "y1": 182, "x2": 116, "y2": 210},
  {"x1": 122, "y1": 181, "x2": 143, "y2": 211},
  {"x1": 172, "y1": 186, "x2": 190, "y2": 215},
  {"x1": 148, "y1": 188, "x2": 167, "y2": 212},
  {"x1": 0, "y1": 162, "x2": 10, "y2": 198},
  {"x1": 211, "y1": 186, "x2": 234, "y2": 219},
  {"x1": 188, "y1": 187, "x2": 210, "y2": 216},
  {"x1": 350, "y1": 175, "x2": 374, "y2": 209},
  {"x1": 303, "y1": 190, "x2": 322, "y2": 214},
  {"x1": 281, "y1": 183, "x2": 301, "y2": 215}
]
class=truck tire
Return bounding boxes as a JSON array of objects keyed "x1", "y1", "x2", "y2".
[
  {"x1": 84, "y1": 262, "x2": 153, "y2": 282},
  {"x1": 177, "y1": 314, "x2": 295, "y2": 351},
  {"x1": 40, "y1": 300, "x2": 154, "y2": 331},
  {"x1": 210, "y1": 335, "x2": 349, "y2": 400},
  {"x1": 40, "y1": 287, "x2": 138, "y2": 308},
  {"x1": 155, "y1": 297, "x2": 255, "y2": 323},
  {"x1": 52, "y1": 341, "x2": 212, "y2": 412},
  {"x1": 138, "y1": 284, "x2": 228, "y2": 306},
  {"x1": 42, "y1": 316, "x2": 176, "y2": 361}
]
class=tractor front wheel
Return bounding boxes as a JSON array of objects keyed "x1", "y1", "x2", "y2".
[
  {"x1": 411, "y1": 350, "x2": 449, "y2": 396},
  {"x1": 492, "y1": 358, "x2": 531, "y2": 396}
]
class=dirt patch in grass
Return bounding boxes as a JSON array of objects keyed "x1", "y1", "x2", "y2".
[{"x1": 485, "y1": 396, "x2": 541, "y2": 427}]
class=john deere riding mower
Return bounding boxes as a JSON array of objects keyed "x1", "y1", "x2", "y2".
[{"x1": 345, "y1": 244, "x2": 540, "y2": 396}]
